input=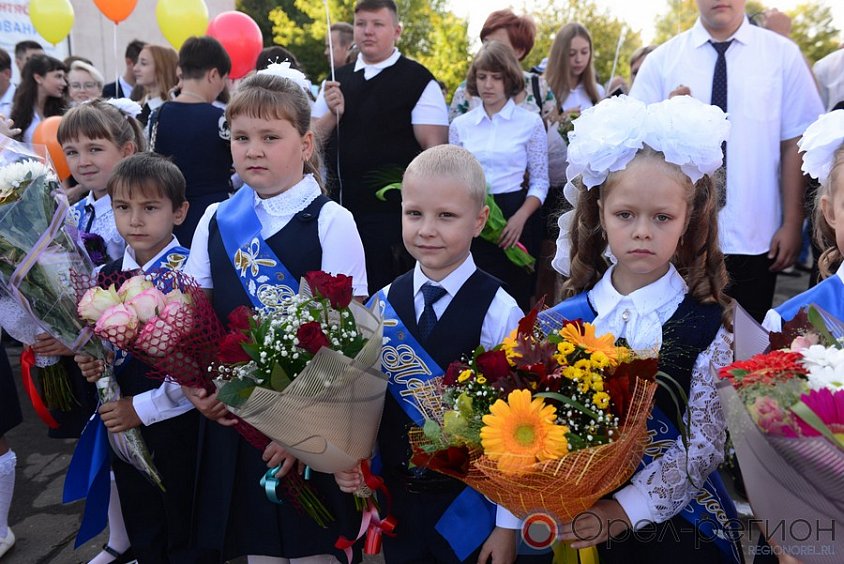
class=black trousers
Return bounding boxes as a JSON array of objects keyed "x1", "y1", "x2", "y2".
[
  {"x1": 725, "y1": 253, "x2": 777, "y2": 323},
  {"x1": 355, "y1": 212, "x2": 414, "y2": 297}
]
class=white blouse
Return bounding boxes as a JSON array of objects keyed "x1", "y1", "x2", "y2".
[
  {"x1": 449, "y1": 99, "x2": 549, "y2": 203},
  {"x1": 186, "y1": 174, "x2": 368, "y2": 297},
  {"x1": 78, "y1": 192, "x2": 126, "y2": 262},
  {"x1": 586, "y1": 265, "x2": 732, "y2": 528}
]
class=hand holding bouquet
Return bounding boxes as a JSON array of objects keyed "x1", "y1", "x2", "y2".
[{"x1": 410, "y1": 308, "x2": 657, "y2": 520}]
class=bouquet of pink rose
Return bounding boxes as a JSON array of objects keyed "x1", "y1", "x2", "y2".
[{"x1": 717, "y1": 307, "x2": 844, "y2": 563}]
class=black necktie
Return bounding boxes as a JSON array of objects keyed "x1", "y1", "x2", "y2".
[
  {"x1": 417, "y1": 283, "x2": 448, "y2": 340},
  {"x1": 710, "y1": 40, "x2": 732, "y2": 207},
  {"x1": 84, "y1": 203, "x2": 95, "y2": 232}
]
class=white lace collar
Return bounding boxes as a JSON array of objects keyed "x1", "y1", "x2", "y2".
[
  {"x1": 84, "y1": 192, "x2": 113, "y2": 216},
  {"x1": 252, "y1": 174, "x2": 321, "y2": 217},
  {"x1": 588, "y1": 264, "x2": 687, "y2": 351}
]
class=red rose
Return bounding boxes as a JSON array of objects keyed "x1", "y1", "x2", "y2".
[
  {"x1": 304, "y1": 271, "x2": 353, "y2": 309},
  {"x1": 475, "y1": 350, "x2": 510, "y2": 383},
  {"x1": 296, "y1": 321, "x2": 331, "y2": 355},
  {"x1": 443, "y1": 362, "x2": 464, "y2": 386},
  {"x1": 410, "y1": 445, "x2": 470, "y2": 478},
  {"x1": 227, "y1": 305, "x2": 253, "y2": 332},
  {"x1": 219, "y1": 331, "x2": 251, "y2": 363}
]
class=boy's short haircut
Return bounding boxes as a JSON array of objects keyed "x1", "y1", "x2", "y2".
[
  {"x1": 14, "y1": 40, "x2": 42, "y2": 59},
  {"x1": 404, "y1": 145, "x2": 486, "y2": 209},
  {"x1": 355, "y1": 0, "x2": 398, "y2": 18},
  {"x1": 179, "y1": 36, "x2": 232, "y2": 80},
  {"x1": 108, "y1": 153, "x2": 186, "y2": 209},
  {"x1": 466, "y1": 40, "x2": 525, "y2": 99},
  {"x1": 331, "y1": 22, "x2": 354, "y2": 47},
  {"x1": 125, "y1": 39, "x2": 146, "y2": 64}
]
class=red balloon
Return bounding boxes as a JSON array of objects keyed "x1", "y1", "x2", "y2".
[
  {"x1": 94, "y1": 0, "x2": 138, "y2": 24},
  {"x1": 206, "y1": 11, "x2": 263, "y2": 80},
  {"x1": 32, "y1": 116, "x2": 70, "y2": 181}
]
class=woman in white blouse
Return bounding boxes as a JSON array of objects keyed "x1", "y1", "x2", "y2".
[
  {"x1": 450, "y1": 41, "x2": 549, "y2": 309},
  {"x1": 545, "y1": 23, "x2": 605, "y2": 115}
]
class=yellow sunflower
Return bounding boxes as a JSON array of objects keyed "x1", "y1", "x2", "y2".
[
  {"x1": 458, "y1": 369, "x2": 473, "y2": 383},
  {"x1": 480, "y1": 389, "x2": 569, "y2": 474},
  {"x1": 560, "y1": 323, "x2": 621, "y2": 366},
  {"x1": 592, "y1": 391, "x2": 610, "y2": 409}
]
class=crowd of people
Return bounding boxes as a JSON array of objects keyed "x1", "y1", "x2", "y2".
[{"x1": 0, "y1": 0, "x2": 841, "y2": 562}]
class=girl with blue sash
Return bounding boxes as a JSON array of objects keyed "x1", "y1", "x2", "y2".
[
  {"x1": 544, "y1": 96, "x2": 742, "y2": 563},
  {"x1": 183, "y1": 70, "x2": 368, "y2": 563},
  {"x1": 763, "y1": 110, "x2": 844, "y2": 332}
]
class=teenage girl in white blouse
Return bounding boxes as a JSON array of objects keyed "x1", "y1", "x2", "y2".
[{"x1": 449, "y1": 40, "x2": 548, "y2": 309}]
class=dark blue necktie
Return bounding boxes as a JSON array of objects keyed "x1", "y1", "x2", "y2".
[
  {"x1": 84, "y1": 203, "x2": 95, "y2": 232},
  {"x1": 710, "y1": 39, "x2": 732, "y2": 207},
  {"x1": 418, "y1": 283, "x2": 448, "y2": 340}
]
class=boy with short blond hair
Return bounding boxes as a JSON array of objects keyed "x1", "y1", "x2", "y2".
[{"x1": 339, "y1": 145, "x2": 526, "y2": 563}]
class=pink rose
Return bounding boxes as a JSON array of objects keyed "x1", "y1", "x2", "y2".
[
  {"x1": 134, "y1": 318, "x2": 175, "y2": 358},
  {"x1": 750, "y1": 396, "x2": 799, "y2": 437},
  {"x1": 164, "y1": 289, "x2": 193, "y2": 306},
  {"x1": 159, "y1": 300, "x2": 193, "y2": 329},
  {"x1": 124, "y1": 287, "x2": 167, "y2": 323},
  {"x1": 790, "y1": 333, "x2": 820, "y2": 351},
  {"x1": 77, "y1": 285, "x2": 121, "y2": 323},
  {"x1": 117, "y1": 276, "x2": 153, "y2": 301},
  {"x1": 94, "y1": 304, "x2": 139, "y2": 349}
]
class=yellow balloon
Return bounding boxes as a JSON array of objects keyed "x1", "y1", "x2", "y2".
[
  {"x1": 156, "y1": 0, "x2": 209, "y2": 50},
  {"x1": 29, "y1": 0, "x2": 75, "y2": 46}
]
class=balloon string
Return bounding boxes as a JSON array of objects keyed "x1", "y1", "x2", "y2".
[
  {"x1": 323, "y1": 0, "x2": 344, "y2": 205},
  {"x1": 113, "y1": 22, "x2": 119, "y2": 96}
]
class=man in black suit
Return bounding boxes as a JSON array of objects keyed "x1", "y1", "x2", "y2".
[{"x1": 102, "y1": 39, "x2": 145, "y2": 99}]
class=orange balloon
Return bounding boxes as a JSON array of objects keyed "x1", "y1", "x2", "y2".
[
  {"x1": 32, "y1": 116, "x2": 70, "y2": 181},
  {"x1": 93, "y1": 0, "x2": 138, "y2": 24}
]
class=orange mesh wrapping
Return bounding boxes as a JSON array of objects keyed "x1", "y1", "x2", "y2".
[{"x1": 409, "y1": 375, "x2": 656, "y2": 521}]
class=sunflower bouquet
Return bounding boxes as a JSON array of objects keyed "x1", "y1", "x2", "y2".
[{"x1": 409, "y1": 308, "x2": 657, "y2": 520}]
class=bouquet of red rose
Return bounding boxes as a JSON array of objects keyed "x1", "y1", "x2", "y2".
[
  {"x1": 213, "y1": 271, "x2": 387, "y2": 475},
  {"x1": 409, "y1": 308, "x2": 657, "y2": 520},
  {"x1": 717, "y1": 307, "x2": 844, "y2": 563}
]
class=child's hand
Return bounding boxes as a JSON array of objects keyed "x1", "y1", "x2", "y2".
[
  {"x1": 499, "y1": 210, "x2": 529, "y2": 249},
  {"x1": 32, "y1": 333, "x2": 74, "y2": 356},
  {"x1": 559, "y1": 499, "x2": 631, "y2": 549},
  {"x1": 181, "y1": 386, "x2": 236, "y2": 426},
  {"x1": 323, "y1": 81, "x2": 345, "y2": 118},
  {"x1": 262, "y1": 441, "x2": 302, "y2": 478},
  {"x1": 334, "y1": 464, "x2": 363, "y2": 493},
  {"x1": 477, "y1": 526, "x2": 517, "y2": 564},
  {"x1": 75, "y1": 354, "x2": 105, "y2": 382},
  {"x1": 99, "y1": 398, "x2": 142, "y2": 432}
]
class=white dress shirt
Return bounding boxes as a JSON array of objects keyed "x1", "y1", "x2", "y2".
[
  {"x1": 559, "y1": 82, "x2": 605, "y2": 112},
  {"x1": 762, "y1": 261, "x2": 844, "y2": 332},
  {"x1": 583, "y1": 265, "x2": 732, "y2": 528},
  {"x1": 449, "y1": 99, "x2": 549, "y2": 203},
  {"x1": 0, "y1": 83, "x2": 15, "y2": 118},
  {"x1": 814, "y1": 48, "x2": 844, "y2": 111},
  {"x1": 22, "y1": 112, "x2": 40, "y2": 144},
  {"x1": 312, "y1": 49, "x2": 448, "y2": 126},
  {"x1": 121, "y1": 236, "x2": 194, "y2": 426},
  {"x1": 186, "y1": 174, "x2": 368, "y2": 297},
  {"x1": 630, "y1": 17, "x2": 824, "y2": 255},
  {"x1": 380, "y1": 253, "x2": 524, "y2": 528},
  {"x1": 79, "y1": 192, "x2": 126, "y2": 261}
]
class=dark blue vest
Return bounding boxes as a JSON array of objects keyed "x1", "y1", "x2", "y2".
[{"x1": 207, "y1": 195, "x2": 329, "y2": 320}]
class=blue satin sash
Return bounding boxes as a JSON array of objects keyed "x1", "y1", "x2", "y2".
[
  {"x1": 370, "y1": 291, "x2": 496, "y2": 560},
  {"x1": 216, "y1": 187, "x2": 299, "y2": 309},
  {"x1": 775, "y1": 274, "x2": 844, "y2": 323},
  {"x1": 541, "y1": 294, "x2": 741, "y2": 563}
]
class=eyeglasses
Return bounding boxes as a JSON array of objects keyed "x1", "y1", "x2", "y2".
[{"x1": 69, "y1": 82, "x2": 100, "y2": 90}]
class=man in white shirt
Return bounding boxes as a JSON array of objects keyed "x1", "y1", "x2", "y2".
[
  {"x1": 630, "y1": 0, "x2": 823, "y2": 322},
  {"x1": 814, "y1": 47, "x2": 844, "y2": 111},
  {"x1": 312, "y1": 0, "x2": 448, "y2": 295}
]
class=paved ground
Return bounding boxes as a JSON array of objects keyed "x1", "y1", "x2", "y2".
[{"x1": 1, "y1": 271, "x2": 813, "y2": 563}]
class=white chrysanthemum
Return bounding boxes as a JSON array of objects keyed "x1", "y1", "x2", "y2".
[
  {"x1": 0, "y1": 159, "x2": 57, "y2": 199},
  {"x1": 798, "y1": 110, "x2": 844, "y2": 184},
  {"x1": 799, "y1": 344, "x2": 844, "y2": 390}
]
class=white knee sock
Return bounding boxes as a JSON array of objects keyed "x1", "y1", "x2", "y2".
[
  {"x1": 87, "y1": 473, "x2": 130, "y2": 564},
  {"x1": 0, "y1": 450, "x2": 15, "y2": 539}
]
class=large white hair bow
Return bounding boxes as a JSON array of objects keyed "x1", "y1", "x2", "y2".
[{"x1": 798, "y1": 110, "x2": 844, "y2": 185}]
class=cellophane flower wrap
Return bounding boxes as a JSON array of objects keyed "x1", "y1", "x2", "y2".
[
  {"x1": 214, "y1": 271, "x2": 387, "y2": 475},
  {"x1": 408, "y1": 307, "x2": 657, "y2": 520},
  {"x1": 718, "y1": 306, "x2": 844, "y2": 563},
  {"x1": 0, "y1": 135, "x2": 163, "y2": 487}
]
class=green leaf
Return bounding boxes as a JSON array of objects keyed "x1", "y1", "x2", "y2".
[
  {"x1": 269, "y1": 362, "x2": 291, "y2": 391},
  {"x1": 241, "y1": 343, "x2": 262, "y2": 363},
  {"x1": 535, "y1": 392, "x2": 601, "y2": 421},
  {"x1": 217, "y1": 379, "x2": 255, "y2": 408},
  {"x1": 791, "y1": 400, "x2": 844, "y2": 450},
  {"x1": 375, "y1": 183, "x2": 402, "y2": 201},
  {"x1": 808, "y1": 306, "x2": 837, "y2": 347},
  {"x1": 423, "y1": 418, "x2": 442, "y2": 441}
]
